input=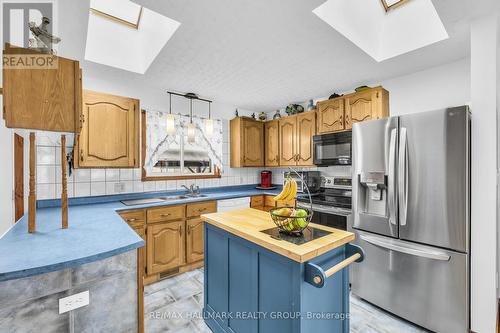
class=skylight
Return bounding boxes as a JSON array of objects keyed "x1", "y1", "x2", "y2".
[
  {"x1": 85, "y1": 0, "x2": 180, "y2": 74},
  {"x1": 313, "y1": 0, "x2": 448, "y2": 62}
]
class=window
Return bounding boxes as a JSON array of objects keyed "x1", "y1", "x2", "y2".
[{"x1": 142, "y1": 110, "x2": 222, "y2": 180}]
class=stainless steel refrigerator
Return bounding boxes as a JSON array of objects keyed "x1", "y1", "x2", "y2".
[{"x1": 350, "y1": 106, "x2": 470, "y2": 333}]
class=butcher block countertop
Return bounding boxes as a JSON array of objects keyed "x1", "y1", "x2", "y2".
[{"x1": 201, "y1": 208, "x2": 355, "y2": 263}]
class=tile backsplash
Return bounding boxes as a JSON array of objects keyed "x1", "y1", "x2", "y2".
[
  {"x1": 29, "y1": 120, "x2": 352, "y2": 200},
  {"x1": 32, "y1": 120, "x2": 261, "y2": 200}
]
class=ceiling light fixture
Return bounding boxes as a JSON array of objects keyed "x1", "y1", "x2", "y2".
[
  {"x1": 205, "y1": 102, "x2": 214, "y2": 139},
  {"x1": 187, "y1": 99, "x2": 196, "y2": 144},
  {"x1": 380, "y1": 0, "x2": 410, "y2": 12},
  {"x1": 166, "y1": 92, "x2": 175, "y2": 135}
]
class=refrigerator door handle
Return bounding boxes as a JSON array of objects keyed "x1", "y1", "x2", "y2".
[
  {"x1": 388, "y1": 128, "x2": 398, "y2": 225},
  {"x1": 360, "y1": 234, "x2": 451, "y2": 261},
  {"x1": 398, "y1": 127, "x2": 408, "y2": 226}
]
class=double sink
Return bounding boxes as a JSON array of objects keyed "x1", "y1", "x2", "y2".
[{"x1": 121, "y1": 193, "x2": 208, "y2": 206}]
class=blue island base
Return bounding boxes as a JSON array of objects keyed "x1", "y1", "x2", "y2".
[{"x1": 203, "y1": 223, "x2": 362, "y2": 333}]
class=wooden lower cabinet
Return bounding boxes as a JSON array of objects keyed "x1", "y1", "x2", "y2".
[
  {"x1": 251, "y1": 195, "x2": 294, "y2": 211},
  {"x1": 147, "y1": 220, "x2": 185, "y2": 274},
  {"x1": 186, "y1": 218, "x2": 205, "y2": 263},
  {"x1": 119, "y1": 201, "x2": 216, "y2": 288}
]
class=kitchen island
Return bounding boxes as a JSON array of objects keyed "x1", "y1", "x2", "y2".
[{"x1": 201, "y1": 208, "x2": 364, "y2": 333}]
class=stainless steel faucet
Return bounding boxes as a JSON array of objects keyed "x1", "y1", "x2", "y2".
[{"x1": 182, "y1": 184, "x2": 200, "y2": 196}]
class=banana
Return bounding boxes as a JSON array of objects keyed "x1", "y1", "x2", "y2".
[
  {"x1": 285, "y1": 178, "x2": 298, "y2": 201},
  {"x1": 274, "y1": 178, "x2": 291, "y2": 201}
]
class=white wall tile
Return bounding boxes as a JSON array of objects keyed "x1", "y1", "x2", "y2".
[
  {"x1": 133, "y1": 181, "x2": 144, "y2": 193},
  {"x1": 143, "y1": 182, "x2": 156, "y2": 192},
  {"x1": 106, "y1": 182, "x2": 119, "y2": 195},
  {"x1": 166, "y1": 180, "x2": 176, "y2": 190},
  {"x1": 57, "y1": 183, "x2": 75, "y2": 198},
  {"x1": 119, "y1": 169, "x2": 134, "y2": 181},
  {"x1": 37, "y1": 146, "x2": 56, "y2": 165},
  {"x1": 91, "y1": 169, "x2": 106, "y2": 182},
  {"x1": 74, "y1": 169, "x2": 91, "y2": 183},
  {"x1": 91, "y1": 182, "x2": 106, "y2": 196},
  {"x1": 74, "y1": 182, "x2": 91, "y2": 197},
  {"x1": 38, "y1": 183, "x2": 56, "y2": 199},
  {"x1": 133, "y1": 169, "x2": 142, "y2": 180},
  {"x1": 105, "y1": 169, "x2": 120, "y2": 182},
  {"x1": 122, "y1": 181, "x2": 134, "y2": 193},
  {"x1": 37, "y1": 165, "x2": 56, "y2": 184},
  {"x1": 156, "y1": 181, "x2": 167, "y2": 191}
]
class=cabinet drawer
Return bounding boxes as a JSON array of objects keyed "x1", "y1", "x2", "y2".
[
  {"x1": 264, "y1": 195, "x2": 276, "y2": 208},
  {"x1": 147, "y1": 205, "x2": 185, "y2": 224},
  {"x1": 250, "y1": 195, "x2": 264, "y2": 208},
  {"x1": 187, "y1": 201, "x2": 217, "y2": 218},
  {"x1": 119, "y1": 210, "x2": 146, "y2": 228},
  {"x1": 276, "y1": 199, "x2": 295, "y2": 207}
]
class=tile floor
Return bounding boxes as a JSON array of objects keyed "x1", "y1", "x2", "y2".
[{"x1": 144, "y1": 268, "x2": 429, "y2": 333}]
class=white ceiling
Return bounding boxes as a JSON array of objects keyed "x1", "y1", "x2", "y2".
[{"x1": 61, "y1": 0, "x2": 500, "y2": 112}]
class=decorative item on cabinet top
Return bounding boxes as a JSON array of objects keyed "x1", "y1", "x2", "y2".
[
  {"x1": 74, "y1": 90, "x2": 140, "y2": 169},
  {"x1": 316, "y1": 86, "x2": 389, "y2": 135}
]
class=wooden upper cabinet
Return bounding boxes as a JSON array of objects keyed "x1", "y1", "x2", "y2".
[
  {"x1": 2, "y1": 46, "x2": 82, "y2": 132},
  {"x1": 316, "y1": 98, "x2": 345, "y2": 134},
  {"x1": 147, "y1": 220, "x2": 185, "y2": 274},
  {"x1": 186, "y1": 218, "x2": 204, "y2": 263},
  {"x1": 75, "y1": 90, "x2": 139, "y2": 168},
  {"x1": 345, "y1": 87, "x2": 389, "y2": 129},
  {"x1": 230, "y1": 117, "x2": 264, "y2": 167},
  {"x1": 296, "y1": 112, "x2": 316, "y2": 166},
  {"x1": 265, "y1": 120, "x2": 279, "y2": 166},
  {"x1": 279, "y1": 116, "x2": 297, "y2": 166},
  {"x1": 279, "y1": 112, "x2": 316, "y2": 166},
  {"x1": 243, "y1": 120, "x2": 264, "y2": 166}
]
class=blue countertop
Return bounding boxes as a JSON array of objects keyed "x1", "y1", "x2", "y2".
[{"x1": 0, "y1": 184, "x2": 281, "y2": 282}]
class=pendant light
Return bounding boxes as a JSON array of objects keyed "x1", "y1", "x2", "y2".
[
  {"x1": 187, "y1": 98, "x2": 196, "y2": 143},
  {"x1": 166, "y1": 92, "x2": 175, "y2": 135},
  {"x1": 205, "y1": 101, "x2": 214, "y2": 139}
]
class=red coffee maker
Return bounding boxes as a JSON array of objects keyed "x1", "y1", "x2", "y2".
[{"x1": 260, "y1": 170, "x2": 272, "y2": 188}]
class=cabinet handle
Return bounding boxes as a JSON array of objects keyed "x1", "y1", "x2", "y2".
[
  {"x1": 127, "y1": 218, "x2": 138, "y2": 222},
  {"x1": 187, "y1": 225, "x2": 191, "y2": 235},
  {"x1": 80, "y1": 150, "x2": 84, "y2": 162},
  {"x1": 198, "y1": 208, "x2": 207, "y2": 212},
  {"x1": 179, "y1": 226, "x2": 182, "y2": 235},
  {"x1": 160, "y1": 213, "x2": 171, "y2": 217}
]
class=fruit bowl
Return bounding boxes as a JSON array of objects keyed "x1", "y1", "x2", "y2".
[{"x1": 270, "y1": 207, "x2": 313, "y2": 235}]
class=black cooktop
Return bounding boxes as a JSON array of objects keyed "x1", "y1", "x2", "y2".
[{"x1": 261, "y1": 227, "x2": 332, "y2": 245}]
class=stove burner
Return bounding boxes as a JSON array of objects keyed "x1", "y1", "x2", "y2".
[{"x1": 260, "y1": 227, "x2": 332, "y2": 245}]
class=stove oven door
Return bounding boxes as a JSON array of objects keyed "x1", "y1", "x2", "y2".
[{"x1": 297, "y1": 202, "x2": 349, "y2": 230}]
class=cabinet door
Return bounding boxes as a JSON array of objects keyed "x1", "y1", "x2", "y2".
[
  {"x1": 265, "y1": 120, "x2": 280, "y2": 166},
  {"x1": 147, "y1": 221, "x2": 184, "y2": 274},
  {"x1": 134, "y1": 227, "x2": 147, "y2": 275},
  {"x1": 242, "y1": 120, "x2": 264, "y2": 166},
  {"x1": 3, "y1": 52, "x2": 82, "y2": 132},
  {"x1": 345, "y1": 90, "x2": 376, "y2": 129},
  {"x1": 296, "y1": 112, "x2": 316, "y2": 166},
  {"x1": 317, "y1": 99, "x2": 345, "y2": 133},
  {"x1": 78, "y1": 90, "x2": 139, "y2": 168},
  {"x1": 186, "y1": 218, "x2": 204, "y2": 263},
  {"x1": 279, "y1": 117, "x2": 297, "y2": 166}
]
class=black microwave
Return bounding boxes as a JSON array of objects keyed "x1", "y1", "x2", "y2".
[{"x1": 313, "y1": 131, "x2": 352, "y2": 166}]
